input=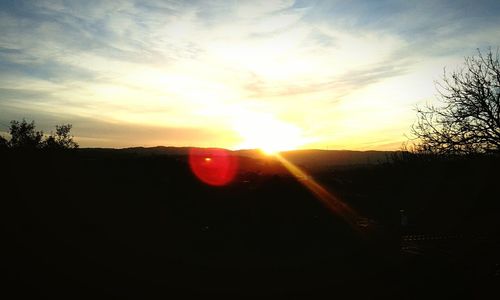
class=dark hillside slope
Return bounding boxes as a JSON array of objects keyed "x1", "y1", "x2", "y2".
[
  {"x1": 1, "y1": 150, "x2": 499, "y2": 298},
  {"x1": 1, "y1": 151, "x2": 398, "y2": 298}
]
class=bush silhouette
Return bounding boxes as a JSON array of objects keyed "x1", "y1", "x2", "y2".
[
  {"x1": 0, "y1": 135, "x2": 8, "y2": 150},
  {"x1": 3, "y1": 119, "x2": 79, "y2": 151},
  {"x1": 44, "y1": 124, "x2": 79, "y2": 150},
  {"x1": 8, "y1": 119, "x2": 44, "y2": 150}
]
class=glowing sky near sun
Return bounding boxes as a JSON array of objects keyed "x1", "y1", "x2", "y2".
[{"x1": 1, "y1": 0, "x2": 499, "y2": 150}]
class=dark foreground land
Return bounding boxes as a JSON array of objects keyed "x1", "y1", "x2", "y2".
[{"x1": 1, "y1": 149, "x2": 499, "y2": 298}]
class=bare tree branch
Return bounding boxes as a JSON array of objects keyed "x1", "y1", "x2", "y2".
[{"x1": 410, "y1": 48, "x2": 500, "y2": 155}]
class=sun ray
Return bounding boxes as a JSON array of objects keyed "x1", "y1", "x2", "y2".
[{"x1": 274, "y1": 153, "x2": 369, "y2": 232}]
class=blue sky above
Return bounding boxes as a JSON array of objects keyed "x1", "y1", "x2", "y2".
[{"x1": 1, "y1": 0, "x2": 499, "y2": 149}]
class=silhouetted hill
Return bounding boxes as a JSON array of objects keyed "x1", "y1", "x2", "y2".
[
  {"x1": 280, "y1": 149, "x2": 394, "y2": 170},
  {"x1": 2, "y1": 149, "x2": 499, "y2": 298},
  {"x1": 123, "y1": 146, "x2": 191, "y2": 155},
  {"x1": 78, "y1": 146, "x2": 396, "y2": 172}
]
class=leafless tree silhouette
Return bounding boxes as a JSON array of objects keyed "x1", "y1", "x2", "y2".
[{"x1": 410, "y1": 49, "x2": 500, "y2": 154}]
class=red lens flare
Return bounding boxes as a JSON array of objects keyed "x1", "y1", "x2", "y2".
[{"x1": 188, "y1": 148, "x2": 238, "y2": 186}]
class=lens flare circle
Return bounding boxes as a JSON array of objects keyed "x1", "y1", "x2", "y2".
[{"x1": 188, "y1": 148, "x2": 238, "y2": 186}]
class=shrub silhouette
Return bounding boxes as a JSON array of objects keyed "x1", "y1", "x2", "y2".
[
  {"x1": 8, "y1": 119, "x2": 44, "y2": 150},
  {"x1": 0, "y1": 135, "x2": 8, "y2": 150},
  {"x1": 44, "y1": 124, "x2": 79, "y2": 150},
  {"x1": 3, "y1": 119, "x2": 79, "y2": 151}
]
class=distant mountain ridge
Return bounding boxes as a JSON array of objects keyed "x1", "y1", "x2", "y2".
[
  {"x1": 78, "y1": 146, "x2": 398, "y2": 170},
  {"x1": 279, "y1": 149, "x2": 395, "y2": 169}
]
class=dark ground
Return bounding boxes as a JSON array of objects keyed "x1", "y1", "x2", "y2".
[{"x1": 1, "y1": 149, "x2": 499, "y2": 299}]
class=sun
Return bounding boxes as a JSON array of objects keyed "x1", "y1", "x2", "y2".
[
  {"x1": 232, "y1": 110, "x2": 305, "y2": 154},
  {"x1": 260, "y1": 144, "x2": 284, "y2": 155},
  {"x1": 254, "y1": 134, "x2": 296, "y2": 155}
]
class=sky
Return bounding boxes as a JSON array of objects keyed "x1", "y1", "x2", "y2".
[{"x1": 0, "y1": 0, "x2": 499, "y2": 151}]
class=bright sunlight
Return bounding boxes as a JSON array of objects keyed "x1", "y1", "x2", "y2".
[{"x1": 232, "y1": 110, "x2": 306, "y2": 154}]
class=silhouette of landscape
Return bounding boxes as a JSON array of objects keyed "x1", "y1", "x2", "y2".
[
  {"x1": 1, "y1": 1, "x2": 500, "y2": 299},
  {"x1": 2, "y1": 136, "x2": 499, "y2": 298}
]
